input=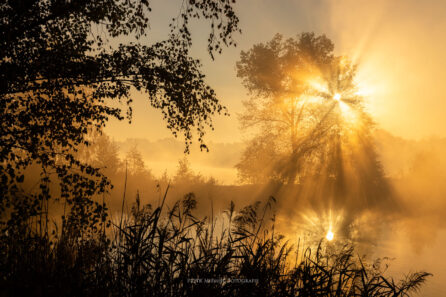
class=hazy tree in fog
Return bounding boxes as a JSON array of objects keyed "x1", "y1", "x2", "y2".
[
  {"x1": 173, "y1": 157, "x2": 205, "y2": 185},
  {"x1": 0, "y1": 0, "x2": 240, "y2": 230},
  {"x1": 236, "y1": 33, "x2": 392, "y2": 210},
  {"x1": 236, "y1": 33, "x2": 351, "y2": 181},
  {"x1": 125, "y1": 146, "x2": 146, "y2": 176},
  {"x1": 77, "y1": 132, "x2": 122, "y2": 178}
]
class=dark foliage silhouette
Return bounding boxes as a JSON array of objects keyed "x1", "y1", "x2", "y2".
[
  {"x1": 0, "y1": 0, "x2": 240, "y2": 230},
  {"x1": 0, "y1": 193, "x2": 430, "y2": 297}
]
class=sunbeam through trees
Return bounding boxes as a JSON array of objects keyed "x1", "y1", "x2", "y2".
[{"x1": 1, "y1": 1, "x2": 441, "y2": 296}]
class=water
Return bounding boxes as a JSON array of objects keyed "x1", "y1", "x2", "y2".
[{"x1": 374, "y1": 223, "x2": 446, "y2": 296}]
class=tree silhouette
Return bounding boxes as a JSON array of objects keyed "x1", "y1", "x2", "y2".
[
  {"x1": 0, "y1": 0, "x2": 240, "y2": 230},
  {"x1": 236, "y1": 33, "x2": 393, "y2": 212},
  {"x1": 125, "y1": 146, "x2": 146, "y2": 176}
]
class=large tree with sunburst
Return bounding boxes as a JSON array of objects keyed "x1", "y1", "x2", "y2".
[{"x1": 236, "y1": 33, "x2": 393, "y2": 211}]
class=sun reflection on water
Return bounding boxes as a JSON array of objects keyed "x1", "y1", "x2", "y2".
[{"x1": 298, "y1": 209, "x2": 344, "y2": 243}]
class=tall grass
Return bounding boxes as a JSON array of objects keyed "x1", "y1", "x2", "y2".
[{"x1": 0, "y1": 190, "x2": 431, "y2": 297}]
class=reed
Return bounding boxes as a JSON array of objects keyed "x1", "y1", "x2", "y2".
[{"x1": 0, "y1": 189, "x2": 431, "y2": 297}]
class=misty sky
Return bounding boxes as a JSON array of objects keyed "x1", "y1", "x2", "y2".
[{"x1": 105, "y1": 0, "x2": 446, "y2": 144}]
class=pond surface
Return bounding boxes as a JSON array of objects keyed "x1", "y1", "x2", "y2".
[{"x1": 373, "y1": 223, "x2": 446, "y2": 296}]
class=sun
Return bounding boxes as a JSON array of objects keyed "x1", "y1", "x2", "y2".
[
  {"x1": 326, "y1": 230, "x2": 334, "y2": 241},
  {"x1": 333, "y1": 93, "x2": 341, "y2": 101}
]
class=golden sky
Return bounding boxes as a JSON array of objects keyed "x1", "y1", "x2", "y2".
[{"x1": 106, "y1": 0, "x2": 446, "y2": 143}]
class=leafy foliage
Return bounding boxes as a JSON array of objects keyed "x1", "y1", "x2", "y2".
[
  {"x1": 0, "y1": 0, "x2": 240, "y2": 230},
  {"x1": 236, "y1": 33, "x2": 358, "y2": 182}
]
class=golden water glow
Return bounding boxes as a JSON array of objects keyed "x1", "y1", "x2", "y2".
[{"x1": 298, "y1": 209, "x2": 344, "y2": 242}]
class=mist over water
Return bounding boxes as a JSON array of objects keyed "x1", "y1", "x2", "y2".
[
  {"x1": 13, "y1": 81, "x2": 446, "y2": 296},
  {"x1": 107, "y1": 129, "x2": 446, "y2": 242},
  {"x1": 96, "y1": 127, "x2": 446, "y2": 296}
]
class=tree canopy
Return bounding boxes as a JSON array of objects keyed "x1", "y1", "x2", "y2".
[
  {"x1": 0, "y1": 0, "x2": 240, "y2": 230},
  {"x1": 235, "y1": 33, "x2": 392, "y2": 211}
]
